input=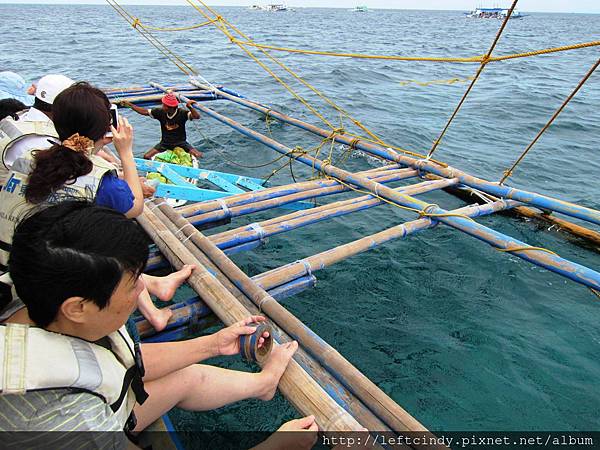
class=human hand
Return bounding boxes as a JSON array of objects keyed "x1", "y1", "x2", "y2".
[
  {"x1": 119, "y1": 100, "x2": 132, "y2": 108},
  {"x1": 111, "y1": 116, "x2": 134, "y2": 159},
  {"x1": 215, "y1": 315, "x2": 269, "y2": 356},
  {"x1": 254, "y1": 416, "x2": 319, "y2": 450},
  {"x1": 139, "y1": 177, "x2": 156, "y2": 198},
  {"x1": 186, "y1": 100, "x2": 197, "y2": 107}
]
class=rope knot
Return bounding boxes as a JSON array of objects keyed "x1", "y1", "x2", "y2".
[
  {"x1": 419, "y1": 204, "x2": 439, "y2": 218},
  {"x1": 132, "y1": 18, "x2": 141, "y2": 29}
]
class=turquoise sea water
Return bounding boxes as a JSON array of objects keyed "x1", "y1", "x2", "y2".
[{"x1": 2, "y1": 3, "x2": 600, "y2": 437}]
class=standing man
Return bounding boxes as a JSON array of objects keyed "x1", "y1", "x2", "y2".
[{"x1": 121, "y1": 92, "x2": 203, "y2": 160}]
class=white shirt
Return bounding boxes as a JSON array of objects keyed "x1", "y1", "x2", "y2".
[{"x1": 4, "y1": 107, "x2": 58, "y2": 169}]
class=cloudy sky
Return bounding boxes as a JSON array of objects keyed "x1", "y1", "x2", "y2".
[{"x1": 1, "y1": 0, "x2": 598, "y2": 14}]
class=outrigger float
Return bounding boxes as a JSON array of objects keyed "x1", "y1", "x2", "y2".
[
  {"x1": 102, "y1": 0, "x2": 600, "y2": 445},
  {"x1": 106, "y1": 77, "x2": 600, "y2": 441}
]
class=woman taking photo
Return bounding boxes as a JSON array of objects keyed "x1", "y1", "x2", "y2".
[{"x1": 0, "y1": 82, "x2": 190, "y2": 330}]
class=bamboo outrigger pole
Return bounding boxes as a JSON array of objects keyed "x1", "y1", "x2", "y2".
[
  {"x1": 184, "y1": 168, "x2": 416, "y2": 227},
  {"x1": 152, "y1": 199, "x2": 427, "y2": 433},
  {"x1": 211, "y1": 178, "x2": 460, "y2": 252},
  {"x1": 178, "y1": 167, "x2": 416, "y2": 220},
  {"x1": 144, "y1": 205, "x2": 396, "y2": 433},
  {"x1": 183, "y1": 80, "x2": 600, "y2": 227},
  {"x1": 152, "y1": 84, "x2": 600, "y2": 291},
  {"x1": 254, "y1": 199, "x2": 520, "y2": 292},
  {"x1": 137, "y1": 206, "x2": 367, "y2": 432}
]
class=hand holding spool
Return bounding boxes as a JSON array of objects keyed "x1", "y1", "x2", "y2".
[
  {"x1": 215, "y1": 315, "x2": 273, "y2": 363},
  {"x1": 239, "y1": 321, "x2": 273, "y2": 363}
]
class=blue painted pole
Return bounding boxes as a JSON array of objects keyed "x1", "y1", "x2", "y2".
[
  {"x1": 186, "y1": 169, "x2": 416, "y2": 227},
  {"x1": 195, "y1": 81, "x2": 600, "y2": 227},
  {"x1": 163, "y1": 88, "x2": 600, "y2": 291},
  {"x1": 213, "y1": 177, "x2": 459, "y2": 251}
]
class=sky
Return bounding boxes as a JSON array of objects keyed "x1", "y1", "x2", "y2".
[{"x1": 0, "y1": 0, "x2": 598, "y2": 13}]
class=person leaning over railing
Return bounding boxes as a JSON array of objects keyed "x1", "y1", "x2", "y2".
[{"x1": 0, "y1": 201, "x2": 316, "y2": 450}]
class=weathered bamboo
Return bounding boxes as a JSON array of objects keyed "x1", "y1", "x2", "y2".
[
  {"x1": 513, "y1": 206, "x2": 600, "y2": 246},
  {"x1": 137, "y1": 206, "x2": 365, "y2": 432},
  {"x1": 172, "y1": 98, "x2": 600, "y2": 291},
  {"x1": 179, "y1": 167, "x2": 416, "y2": 220},
  {"x1": 148, "y1": 204, "x2": 392, "y2": 433},
  {"x1": 134, "y1": 295, "x2": 212, "y2": 338},
  {"x1": 435, "y1": 180, "x2": 600, "y2": 248},
  {"x1": 212, "y1": 178, "x2": 459, "y2": 251},
  {"x1": 184, "y1": 80, "x2": 600, "y2": 227},
  {"x1": 186, "y1": 168, "x2": 416, "y2": 227},
  {"x1": 153, "y1": 200, "x2": 427, "y2": 433},
  {"x1": 135, "y1": 272, "x2": 317, "y2": 339},
  {"x1": 177, "y1": 165, "x2": 403, "y2": 217},
  {"x1": 254, "y1": 199, "x2": 520, "y2": 291}
]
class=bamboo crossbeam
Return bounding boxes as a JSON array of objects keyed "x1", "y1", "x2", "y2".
[
  {"x1": 254, "y1": 199, "x2": 520, "y2": 291},
  {"x1": 153, "y1": 200, "x2": 427, "y2": 433},
  {"x1": 212, "y1": 178, "x2": 460, "y2": 251},
  {"x1": 167, "y1": 94, "x2": 600, "y2": 291},
  {"x1": 137, "y1": 206, "x2": 365, "y2": 432},
  {"x1": 177, "y1": 166, "x2": 414, "y2": 218},
  {"x1": 433, "y1": 181, "x2": 600, "y2": 248},
  {"x1": 147, "y1": 204, "x2": 392, "y2": 433},
  {"x1": 187, "y1": 81, "x2": 600, "y2": 227},
  {"x1": 186, "y1": 168, "x2": 417, "y2": 227}
]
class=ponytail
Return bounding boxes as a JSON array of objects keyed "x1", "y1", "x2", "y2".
[{"x1": 25, "y1": 145, "x2": 93, "y2": 204}]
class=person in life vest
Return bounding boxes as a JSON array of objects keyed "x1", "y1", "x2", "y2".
[
  {"x1": 0, "y1": 74, "x2": 74, "y2": 186},
  {"x1": 0, "y1": 82, "x2": 190, "y2": 331},
  {"x1": 121, "y1": 93, "x2": 203, "y2": 160},
  {"x1": 0, "y1": 201, "x2": 310, "y2": 449}
]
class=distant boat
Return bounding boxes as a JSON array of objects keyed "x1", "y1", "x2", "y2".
[
  {"x1": 353, "y1": 6, "x2": 368, "y2": 12},
  {"x1": 249, "y1": 4, "x2": 262, "y2": 10},
  {"x1": 465, "y1": 7, "x2": 526, "y2": 19},
  {"x1": 264, "y1": 4, "x2": 288, "y2": 11}
]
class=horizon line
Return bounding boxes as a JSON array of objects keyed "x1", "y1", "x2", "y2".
[{"x1": 0, "y1": 2, "x2": 598, "y2": 14}]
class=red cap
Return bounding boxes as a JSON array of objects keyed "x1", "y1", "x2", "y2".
[{"x1": 161, "y1": 93, "x2": 179, "y2": 107}]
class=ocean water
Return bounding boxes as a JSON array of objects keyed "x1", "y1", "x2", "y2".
[{"x1": 2, "y1": 3, "x2": 600, "y2": 436}]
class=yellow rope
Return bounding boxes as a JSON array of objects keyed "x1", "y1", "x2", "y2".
[
  {"x1": 399, "y1": 76, "x2": 475, "y2": 87},
  {"x1": 427, "y1": 0, "x2": 518, "y2": 159},
  {"x1": 324, "y1": 175, "x2": 475, "y2": 221},
  {"x1": 107, "y1": 0, "x2": 198, "y2": 76},
  {"x1": 187, "y1": 0, "x2": 434, "y2": 162},
  {"x1": 132, "y1": 18, "x2": 218, "y2": 32},
  {"x1": 496, "y1": 246, "x2": 558, "y2": 256},
  {"x1": 227, "y1": 38, "x2": 600, "y2": 64},
  {"x1": 490, "y1": 40, "x2": 600, "y2": 62}
]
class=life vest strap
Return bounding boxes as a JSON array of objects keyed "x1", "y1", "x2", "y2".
[{"x1": 2, "y1": 323, "x2": 28, "y2": 394}]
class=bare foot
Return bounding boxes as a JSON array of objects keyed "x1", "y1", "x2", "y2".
[
  {"x1": 257, "y1": 341, "x2": 298, "y2": 401},
  {"x1": 146, "y1": 307, "x2": 173, "y2": 332},
  {"x1": 152, "y1": 265, "x2": 195, "y2": 302}
]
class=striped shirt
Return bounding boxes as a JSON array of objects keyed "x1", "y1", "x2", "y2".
[{"x1": 0, "y1": 389, "x2": 128, "y2": 449}]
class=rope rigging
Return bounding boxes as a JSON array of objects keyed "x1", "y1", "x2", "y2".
[{"x1": 107, "y1": 0, "x2": 598, "y2": 191}]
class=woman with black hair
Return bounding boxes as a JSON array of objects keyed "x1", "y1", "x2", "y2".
[
  {"x1": 0, "y1": 202, "x2": 310, "y2": 448},
  {"x1": 0, "y1": 82, "x2": 190, "y2": 331}
]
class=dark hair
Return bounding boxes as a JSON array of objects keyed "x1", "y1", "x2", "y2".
[
  {"x1": 25, "y1": 82, "x2": 112, "y2": 204},
  {"x1": 2, "y1": 201, "x2": 149, "y2": 328},
  {"x1": 33, "y1": 97, "x2": 52, "y2": 113},
  {"x1": 0, "y1": 98, "x2": 27, "y2": 121}
]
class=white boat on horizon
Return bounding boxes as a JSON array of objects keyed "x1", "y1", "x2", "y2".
[{"x1": 465, "y1": 7, "x2": 526, "y2": 19}]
